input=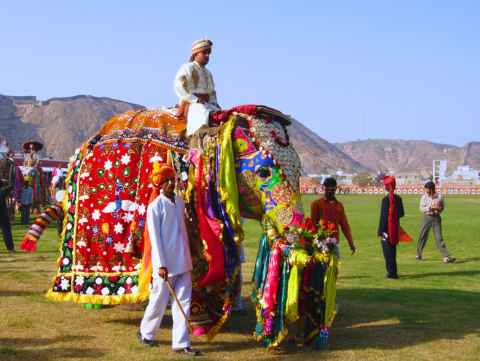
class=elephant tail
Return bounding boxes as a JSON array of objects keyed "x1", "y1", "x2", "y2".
[{"x1": 20, "y1": 204, "x2": 63, "y2": 252}]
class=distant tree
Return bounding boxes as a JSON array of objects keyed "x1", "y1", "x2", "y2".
[{"x1": 352, "y1": 172, "x2": 374, "y2": 186}]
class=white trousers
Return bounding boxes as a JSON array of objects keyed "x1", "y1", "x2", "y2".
[
  {"x1": 186, "y1": 102, "x2": 220, "y2": 135},
  {"x1": 140, "y1": 272, "x2": 192, "y2": 349}
]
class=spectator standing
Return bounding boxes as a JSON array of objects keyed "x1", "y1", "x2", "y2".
[
  {"x1": 19, "y1": 180, "x2": 33, "y2": 225},
  {"x1": 416, "y1": 181, "x2": 455, "y2": 263},
  {"x1": 0, "y1": 179, "x2": 15, "y2": 252},
  {"x1": 310, "y1": 177, "x2": 357, "y2": 255},
  {"x1": 377, "y1": 176, "x2": 405, "y2": 279}
]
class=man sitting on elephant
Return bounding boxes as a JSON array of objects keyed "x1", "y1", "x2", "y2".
[{"x1": 174, "y1": 38, "x2": 220, "y2": 135}]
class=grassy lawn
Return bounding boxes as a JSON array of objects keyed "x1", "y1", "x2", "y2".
[{"x1": 1, "y1": 194, "x2": 479, "y2": 360}]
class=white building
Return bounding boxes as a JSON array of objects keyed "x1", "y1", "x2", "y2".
[
  {"x1": 449, "y1": 165, "x2": 480, "y2": 184},
  {"x1": 433, "y1": 160, "x2": 447, "y2": 183}
]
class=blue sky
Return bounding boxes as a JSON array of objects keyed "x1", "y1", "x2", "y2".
[{"x1": 1, "y1": 1, "x2": 478, "y2": 146}]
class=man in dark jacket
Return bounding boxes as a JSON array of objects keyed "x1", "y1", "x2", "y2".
[
  {"x1": 0, "y1": 178, "x2": 15, "y2": 252},
  {"x1": 377, "y1": 176, "x2": 404, "y2": 279}
]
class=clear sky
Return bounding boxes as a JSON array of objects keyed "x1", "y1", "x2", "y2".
[{"x1": 1, "y1": 1, "x2": 478, "y2": 146}]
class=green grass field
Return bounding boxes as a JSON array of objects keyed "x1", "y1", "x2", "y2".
[{"x1": 1, "y1": 194, "x2": 479, "y2": 361}]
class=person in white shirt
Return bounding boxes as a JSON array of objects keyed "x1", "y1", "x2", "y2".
[
  {"x1": 138, "y1": 165, "x2": 200, "y2": 356},
  {"x1": 416, "y1": 181, "x2": 455, "y2": 263},
  {"x1": 174, "y1": 38, "x2": 220, "y2": 136}
]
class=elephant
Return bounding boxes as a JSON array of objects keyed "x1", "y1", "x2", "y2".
[{"x1": 23, "y1": 105, "x2": 337, "y2": 348}]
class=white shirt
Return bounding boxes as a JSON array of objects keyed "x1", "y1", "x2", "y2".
[
  {"x1": 146, "y1": 191, "x2": 192, "y2": 278},
  {"x1": 174, "y1": 61, "x2": 218, "y2": 105},
  {"x1": 420, "y1": 193, "x2": 444, "y2": 215}
]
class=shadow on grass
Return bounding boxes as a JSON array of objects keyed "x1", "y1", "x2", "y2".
[
  {"x1": 0, "y1": 346, "x2": 103, "y2": 361},
  {"x1": 339, "y1": 275, "x2": 370, "y2": 280},
  {"x1": 0, "y1": 335, "x2": 94, "y2": 347},
  {"x1": 454, "y1": 257, "x2": 480, "y2": 264},
  {"x1": 104, "y1": 289, "x2": 480, "y2": 354},
  {"x1": 400, "y1": 270, "x2": 480, "y2": 279},
  {"x1": 0, "y1": 290, "x2": 39, "y2": 297},
  {"x1": 0, "y1": 269, "x2": 53, "y2": 274},
  {"x1": 330, "y1": 287, "x2": 480, "y2": 351},
  {"x1": 0, "y1": 335, "x2": 103, "y2": 361}
]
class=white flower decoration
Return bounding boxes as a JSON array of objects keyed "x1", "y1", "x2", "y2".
[
  {"x1": 60, "y1": 278, "x2": 70, "y2": 291},
  {"x1": 80, "y1": 171, "x2": 90, "y2": 179},
  {"x1": 117, "y1": 287, "x2": 125, "y2": 295},
  {"x1": 79, "y1": 217, "x2": 88, "y2": 225},
  {"x1": 114, "y1": 222, "x2": 124, "y2": 234},
  {"x1": 92, "y1": 209, "x2": 101, "y2": 221},
  {"x1": 122, "y1": 212, "x2": 134, "y2": 223},
  {"x1": 113, "y1": 242, "x2": 125, "y2": 253},
  {"x1": 137, "y1": 204, "x2": 146, "y2": 215},
  {"x1": 101, "y1": 287, "x2": 110, "y2": 295},
  {"x1": 131, "y1": 285, "x2": 138, "y2": 294},
  {"x1": 120, "y1": 154, "x2": 131, "y2": 165},
  {"x1": 95, "y1": 277, "x2": 103, "y2": 285},
  {"x1": 104, "y1": 159, "x2": 113, "y2": 171},
  {"x1": 86, "y1": 287, "x2": 94, "y2": 295},
  {"x1": 62, "y1": 257, "x2": 70, "y2": 265},
  {"x1": 75, "y1": 276, "x2": 85, "y2": 286},
  {"x1": 126, "y1": 277, "x2": 132, "y2": 285}
]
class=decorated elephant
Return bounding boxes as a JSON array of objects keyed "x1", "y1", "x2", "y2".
[{"x1": 22, "y1": 105, "x2": 338, "y2": 349}]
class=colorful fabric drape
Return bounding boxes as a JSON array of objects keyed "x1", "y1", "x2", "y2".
[
  {"x1": 218, "y1": 116, "x2": 243, "y2": 243},
  {"x1": 252, "y1": 231, "x2": 339, "y2": 349},
  {"x1": 184, "y1": 115, "x2": 244, "y2": 339},
  {"x1": 137, "y1": 162, "x2": 167, "y2": 298},
  {"x1": 285, "y1": 248, "x2": 310, "y2": 323}
]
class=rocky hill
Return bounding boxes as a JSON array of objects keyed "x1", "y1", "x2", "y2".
[
  {"x1": 336, "y1": 139, "x2": 478, "y2": 175},
  {"x1": 461, "y1": 142, "x2": 480, "y2": 169},
  {"x1": 1, "y1": 94, "x2": 476, "y2": 175},
  {"x1": 0, "y1": 94, "x2": 362, "y2": 174},
  {"x1": 0, "y1": 95, "x2": 144, "y2": 160},
  {"x1": 288, "y1": 119, "x2": 367, "y2": 174}
]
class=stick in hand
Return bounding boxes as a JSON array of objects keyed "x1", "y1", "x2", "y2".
[{"x1": 165, "y1": 279, "x2": 193, "y2": 334}]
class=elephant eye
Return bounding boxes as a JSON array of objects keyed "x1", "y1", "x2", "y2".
[{"x1": 257, "y1": 166, "x2": 271, "y2": 178}]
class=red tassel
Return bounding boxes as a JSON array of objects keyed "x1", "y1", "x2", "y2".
[{"x1": 20, "y1": 237, "x2": 37, "y2": 252}]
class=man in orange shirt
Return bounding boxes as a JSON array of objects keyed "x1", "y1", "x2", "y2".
[{"x1": 310, "y1": 177, "x2": 356, "y2": 255}]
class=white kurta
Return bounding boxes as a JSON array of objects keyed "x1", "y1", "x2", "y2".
[
  {"x1": 140, "y1": 191, "x2": 193, "y2": 348},
  {"x1": 146, "y1": 192, "x2": 192, "y2": 278},
  {"x1": 173, "y1": 61, "x2": 221, "y2": 135}
]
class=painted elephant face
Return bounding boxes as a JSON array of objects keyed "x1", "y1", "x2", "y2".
[{"x1": 233, "y1": 118, "x2": 303, "y2": 234}]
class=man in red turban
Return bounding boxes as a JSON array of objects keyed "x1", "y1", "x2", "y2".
[{"x1": 377, "y1": 176, "x2": 405, "y2": 279}]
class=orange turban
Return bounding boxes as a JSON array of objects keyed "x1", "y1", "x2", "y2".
[{"x1": 151, "y1": 163, "x2": 175, "y2": 187}]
